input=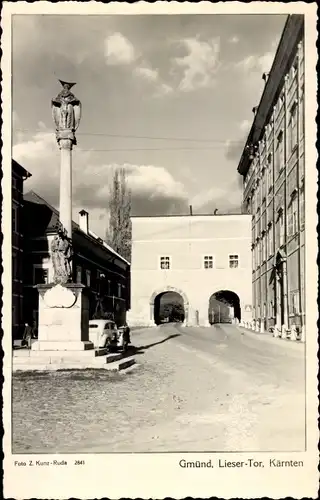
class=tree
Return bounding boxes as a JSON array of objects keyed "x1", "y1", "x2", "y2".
[{"x1": 106, "y1": 167, "x2": 132, "y2": 262}]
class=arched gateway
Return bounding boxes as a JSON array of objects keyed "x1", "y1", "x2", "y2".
[
  {"x1": 150, "y1": 286, "x2": 189, "y2": 325},
  {"x1": 208, "y1": 290, "x2": 241, "y2": 324}
]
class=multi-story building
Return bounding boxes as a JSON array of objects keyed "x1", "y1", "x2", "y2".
[
  {"x1": 22, "y1": 190, "x2": 130, "y2": 332},
  {"x1": 12, "y1": 160, "x2": 31, "y2": 339},
  {"x1": 128, "y1": 213, "x2": 252, "y2": 327},
  {"x1": 237, "y1": 15, "x2": 305, "y2": 340}
]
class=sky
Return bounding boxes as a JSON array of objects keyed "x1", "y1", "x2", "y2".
[{"x1": 12, "y1": 14, "x2": 287, "y2": 239}]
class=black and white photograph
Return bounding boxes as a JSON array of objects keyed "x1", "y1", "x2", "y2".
[{"x1": 3, "y1": 2, "x2": 318, "y2": 499}]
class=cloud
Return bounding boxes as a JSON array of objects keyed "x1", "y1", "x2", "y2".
[
  {"x1": 235, "y1": 51, "x2": 275, "y2": 74},
  {"x1": 239, "y1": 119, "x2": 251, "y2": 133},
  {"x1": 229, "y1": 36, "x2": 240, "y2": 44},
  {"x1": 134, "y1": 65, "x2": 159, "y2": 82},
  {"x1": 12, "y1": 128, "x2": 188, "y2": 236},
  {"x1": 133, "y1": 62, "x2": 173, "y2": 97},
  {"x1": 191, "y1": 180, "x2": 242, "y2": 214},
  {"x1": 173, "y1": 36, "x2": 220, "y2": 92},
  {"x1": 225, "y1": 136, "x2": 247, "y2": 162},
  {"x1": 104, "y1": 32, "x2": 137, "y2": 65}
]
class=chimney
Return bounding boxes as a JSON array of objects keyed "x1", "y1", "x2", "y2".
[
  {"x1": 79, "y1": 209, "x2": 89, "y2": 234},
  {"x1": 189, "y1": 205, "x2": 193, "y2": 216}
]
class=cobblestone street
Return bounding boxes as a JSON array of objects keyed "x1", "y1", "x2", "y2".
[{"x1": 12, "y1": 324, "x2": 305, "y2": 454}]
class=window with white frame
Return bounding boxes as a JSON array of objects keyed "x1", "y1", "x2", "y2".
[
  {"x1": 275, "y1": 131, "x2": 284, "y2": 178},
  {"x1": 288, "y1": 102, "x2": 298, "y2": 153},
  {"x1": 229, "y1": 254, "x2": 239, "y2": 269},
  {"x1": 290, "y1": 290, "x2": 299, "y2": 315},
  {"x1": 203, "y1": 255, "x2": 214, "y2": 269},
  {"x1": 33, "y1": 265, "x2": 49, "y2": 285},
  {"x1": 268, "y1": 300, "x2": 274, "y2": 317},
  {"x1": 299, "y1": 85, "x2": 304, "y2": 137},
  {"x1": 12, "y1": 204, "x2": 18, "y2": 233},
  {"x1": 267, "y1": 154, "x2": 273, "y2": 192},
  {"x1": 86, "y1": 269, "x2": 91, "y2": 287},
  {"x1": 268, "y1": 225, "x2": 274, "y2": 256},
  {"x1": 279, "y1": 211, "x2": 285, "y2": 246},
  {"x1": 160, "y1": 256, "x2": 170, "y2": 270},
  {"x1": 261, "y1": 234, "x2": 266, "y2": 263},
  {"x1": 299, "y1": 186, "x2": 305, "y2": 230},
  {"x1": 252, "y1": 247, "x2": 255, "y2": 271},
  {"x1": 287, "y1": 196, "x2": 298, "y2": 237}
]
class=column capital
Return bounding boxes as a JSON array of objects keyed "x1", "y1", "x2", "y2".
[
  {"x1": 58, "y1": 137, "x2": 74, "y2": 150},
  {"x1": 56, "y1": 128, "x2": 75, "y2": 149}
]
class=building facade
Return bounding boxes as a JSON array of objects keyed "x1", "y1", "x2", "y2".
[
  {"x1": 22, "y1": 190, "x2": 130, "y2": 332},
  {"x1": 128, "y1": 214, "x2": 252, "y2": 327},
  {"x1": 237, "y1": 15, "x2": 305, "y2": 340},
  {"x1": 12, "y1": 160, "x2": 31, "y2": 339}
]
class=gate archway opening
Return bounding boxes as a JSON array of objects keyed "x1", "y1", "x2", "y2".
[
  {"x1": 208, "y1": 290, "x2": 241, "y2": 324},
  {"x1": 151, "y1": 288, "x2": 188, "y2": 325}
]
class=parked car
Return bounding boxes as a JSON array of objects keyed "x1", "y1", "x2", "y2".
[{"x1": 88, "y1": 319, "x2": 129, "y2": 352}]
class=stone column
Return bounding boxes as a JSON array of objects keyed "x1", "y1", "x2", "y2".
[{"x1": 59, "y1": 138, "x2": 73, "y2": 239}]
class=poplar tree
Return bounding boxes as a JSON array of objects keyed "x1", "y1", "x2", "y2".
[{"x1": 106, "y1": 167, "x2": 132, "y2": 262}]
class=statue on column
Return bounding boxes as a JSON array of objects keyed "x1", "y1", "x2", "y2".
[
  {"x1": 51, "y1": 80, "x2": 82, "y2": 146},
  {"x1": 51, "y1": 223, "x2": 73, "y2": 285}
]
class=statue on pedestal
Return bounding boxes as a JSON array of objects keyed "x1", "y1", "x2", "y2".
[
  {"x1": 51, "y1": 224, "x2": 73, "y2": 285},
  {"x1": 51, "y1": 80, "x2": 82, "y2": 146}
]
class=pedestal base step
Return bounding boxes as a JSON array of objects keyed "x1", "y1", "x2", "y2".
[{"x1": 13, "y1": 350, "x2": 135, "y2": 372}]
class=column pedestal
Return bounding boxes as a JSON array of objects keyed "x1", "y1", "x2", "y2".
[{"x1": 32, "y1": 283, "x2": 94, "y2": 352}]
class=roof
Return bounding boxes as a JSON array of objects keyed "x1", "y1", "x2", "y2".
[
  {"x1": 237, "y1": 14, "x2": 304, "y2": 177},
  {"x1": 23, "y1": 190, "x2": 130, "y2": 266},
  {"x1": 12, "y1": 159, "x2": 32, "y2": 180},
  {"x1": 24, "y1": 190, "x2": 79, "y2": 232}
]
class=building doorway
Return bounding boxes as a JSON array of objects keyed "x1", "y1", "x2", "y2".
[{"x1": 208, "y1": 290, "x2": 241, "y2": 324}]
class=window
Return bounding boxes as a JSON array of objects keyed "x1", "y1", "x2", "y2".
[
  {"x1": 256, "y1": 242, "x2": 260, "y2": 268},
  {"x1": 288, "y1": 103, "x2": 298, "y2": 153},
  {"x1": 267, "y1": 154, "x2": 273, "y2": 192},
  {"x1": 33, "y1": 266, "x2": 49, "y2": 285},
  {"x1": 204, "y1": 255, "x2": 214, "y2": 269},
  {"x1": 160, "y1": 256, "x2": 170, "y2": 270},
  {"x1": 252, "y1": 247, "x2": 256, "y2": 270},
  {"x1": 107, "y1": 280, "x2": 111, "y2": 296},
  {"x1": 268, "y1": 226, "x2": 274, "y2": 256},
  {"x1": 229, "y1": 254, "x2": 239, "y2": 269},
  {"x1": 279, "y1": 211, "x2": 284, "y2": 246},
  {"x1": 261, "y1": 234, "x2": 266, "y2": 263},
  {"x1": 300, "y1": 186, "x2": 305, "y2": 230},
  {"x1": 299, "y1": 86, "x2": 304, "y2": 137},
  {"x1": 268, "y1": 301, "x2": 274, "y2": 318},
  {"x1": 117, "y1": 283, "x2": 121, "y2": 298},
  {"x1": 12, "y1": 204, "x2": 18, "y2": 233},
  {"x1": 287, "y1": 196, "x2": 298, "y2": 237},
  {"x1": 275, "y1": 132, "x2": 284, "y2": 178},
  {"x1": 290, "y1": 290, "x2": 300, "y2": 315},
  {"x1": 86, "y1": 269, "x2": 91, "y2": 287},
  {"x1": 76, "y1": 266, "x2": 82, "y2": 284}
]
